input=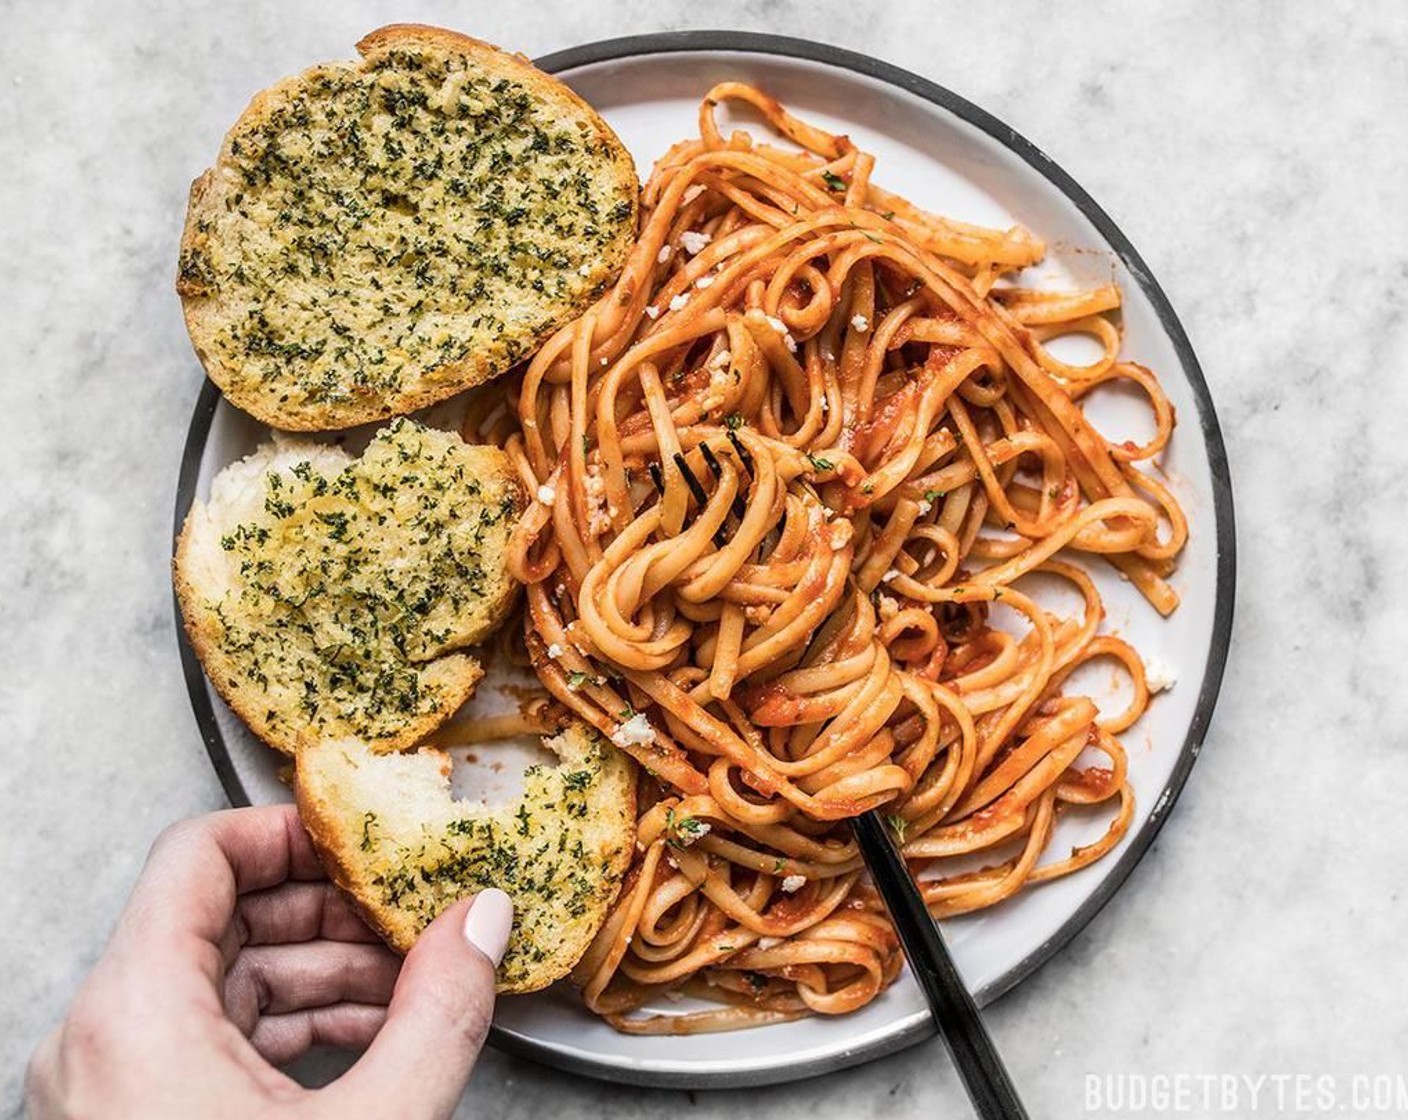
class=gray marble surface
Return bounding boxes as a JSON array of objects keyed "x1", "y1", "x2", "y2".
[{"x1": 3, "y1": 1, "x2": 1406, "y2": 1116}]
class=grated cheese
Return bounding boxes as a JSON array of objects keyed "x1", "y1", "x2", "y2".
[
  {"x1": 680, "y1": 229, "x2": 712, "y2": 255},
  {"x1": 1145, "y1": 658, "x2": 1179, "y2": 693},
  {"x1": 611, "y1": 712, "x2": 656, "y2": 748}
]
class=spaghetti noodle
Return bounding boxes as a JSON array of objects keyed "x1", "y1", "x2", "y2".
[{"x1": 472, "y1": 84, "x2": 1184, "y2": 1032}]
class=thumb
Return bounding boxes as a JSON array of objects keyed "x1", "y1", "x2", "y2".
[{"x1": 332, "y1": 889, "x2": 513, "y2": 1120}]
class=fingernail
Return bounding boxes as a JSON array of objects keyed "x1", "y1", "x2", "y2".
[{"x1": 462, "y1": 888, "x2": 514, "y2": 966}]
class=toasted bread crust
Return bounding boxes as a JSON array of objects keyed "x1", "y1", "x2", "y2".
[
  {"x1": 178, "y1": 25, "x2": 638, "y2": 430},
  {"x1": 296, "y1": 722, "x2": 636, "y2": 992}
]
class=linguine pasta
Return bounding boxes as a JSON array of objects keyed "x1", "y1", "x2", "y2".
[{"x1": 464, "y1": 84, "x2": 1185, "y2": 1033}]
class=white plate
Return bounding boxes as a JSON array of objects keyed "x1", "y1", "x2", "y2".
[{"x1": 173, "y1": 32, "x2": 1235, "y2": 1089}]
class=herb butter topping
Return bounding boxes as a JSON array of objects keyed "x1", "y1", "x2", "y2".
[
  {"x1": 362, "y1": 730, "x2": 619, "y2": 988},
  {"x1": 178, "y1": 35, "x2": 637, "y2": 426},
  {"x1": 206, "y1": 419, "x2": 520, "y2": 743}
]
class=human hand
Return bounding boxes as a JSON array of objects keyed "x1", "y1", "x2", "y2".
[{"x1": 26, "y1": 805, "x2": 513, "y2": 1120}]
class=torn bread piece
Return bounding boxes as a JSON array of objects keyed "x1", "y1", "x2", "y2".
[
  {"x1": 174, "y1": 419, "x2": 522, "y2": 754},
  {"x1": 296, "y1": 721, "x2": 635, "y2": 992}
]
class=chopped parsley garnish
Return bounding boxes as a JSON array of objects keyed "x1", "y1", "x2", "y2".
[
  {"x1": 192, "y1": 49, "x2": 634, "y2": 421},
  {"x1": 207, "y1": 421, "x2": 518, "y2": 743},
  {"x1": 665, "y1": 807, "x2": 710, "y2": 848}
]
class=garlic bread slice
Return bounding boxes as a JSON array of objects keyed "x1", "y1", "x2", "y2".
[
  {"x1": 174, "y1": 419, "x2": 522, "y2": 754},
  {"x1": 177, "y1": 24, "x2": 638, "y2": 429},
  {"x1": 296, "y1": 722, "x2": 636, "y2": 992}
]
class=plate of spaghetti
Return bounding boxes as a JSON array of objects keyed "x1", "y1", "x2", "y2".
[{"x1": 175, "y1": 31, "x2": 1234, "y2": 1087}]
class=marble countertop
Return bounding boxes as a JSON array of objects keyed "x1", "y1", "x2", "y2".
[{"x1": 3, "y1": 1, "x2": 1406, "y2": 1115}]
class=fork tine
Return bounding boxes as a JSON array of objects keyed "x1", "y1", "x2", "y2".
[
  {"x1": 699, "y1": 443, "x2": 749, "y2": 523},
  {"x1": 671, "y1": 451, "x2": 730, "y2": 548},
  {"x1": 698, "y1": 441, "x2": 723, "y2": 479},
  {"x1": 726, "y1": 430, "x2": 754, "y2": 478},
  {"x1": 673, "y1": 452, "x2": 711, "y2": 506}
]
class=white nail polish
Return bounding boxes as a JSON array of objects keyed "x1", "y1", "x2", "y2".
[{"x1": 462, "y1": 888, "x2": 514, "y2": 966}]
